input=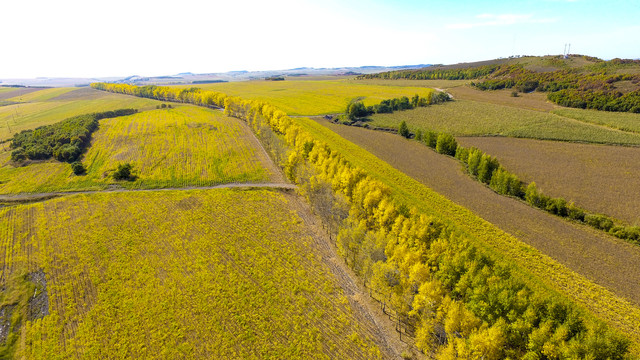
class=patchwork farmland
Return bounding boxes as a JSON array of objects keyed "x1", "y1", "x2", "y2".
[{"x1": 2, "y1": 54, "x2": 640, "y2": 359}]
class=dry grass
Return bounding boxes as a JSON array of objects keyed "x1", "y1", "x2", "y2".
[
  {"x1": 457, "y1": 136, "x2": 640, "y2": 225},
  {"x1": 366, "y1": 99, "x2": 640, "y2": 145},
  {"x1": 552, "y1": 108, "x2": 640, "y2": 134}
]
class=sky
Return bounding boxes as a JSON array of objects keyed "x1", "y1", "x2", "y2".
[{"x1": 1, "y1": 0, "x2": 639, "y2": 78}]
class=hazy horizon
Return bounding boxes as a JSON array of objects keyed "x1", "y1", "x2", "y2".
[{"x1": 2, "y1": 0, "x2": 639, "y2": 79}]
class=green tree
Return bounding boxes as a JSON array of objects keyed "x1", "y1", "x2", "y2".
[
  {"x1": 436, "y1": 133, "x2": 457, "y2": 156},
  {"x1": 71, "y1": 161, "x2": 86, "y2": 175},
  {"x1": 398, "y1": 121, "x2": 411, "y2": 138},
  {"x1": 113, "y1": 163, "x2": 134, "y2": 181},
  {"x1": 347, "y1": 101, "x2": 368, "y2": 120}
]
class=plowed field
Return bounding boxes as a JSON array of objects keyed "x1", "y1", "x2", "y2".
[{"x1": 458, "y1": 136, "x2": 640, "y2": 225}]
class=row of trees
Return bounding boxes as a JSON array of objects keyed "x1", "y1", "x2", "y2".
[
  {"x1": 219, "y1": 93, "x2": 630, "y2": 358},
  {"x1": 400, "y1": 122, "x2": 640, "y2": 244},
  {"x1": 91, "y1": 83, "x2": 228, "y2": 109},
  {"x1": 346, "y1": 92, "x2": 451, "y2": 121},
  {"x1": 357, "y1": 65, "x2": 501, "y2": 80},
  {"x1": 93, "y1": 83, "x2": 632, "y2": 358},
  {"x1": 9, "y1": 109, "x2": 137, "y2": 163}
]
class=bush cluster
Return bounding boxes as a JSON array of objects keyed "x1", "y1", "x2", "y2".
[{"x1": 9, "y1": 109, "x2": 137, "y2": 163}]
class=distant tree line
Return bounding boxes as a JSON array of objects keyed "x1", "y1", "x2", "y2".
[
  {"x1": 359, "y1": 59, "x2": 640, "y2": 113},
  {"x1": 9, "y1": 109, "x2": 137, "y2": 163},
  {"x1": 357, "y1": 65, "x2": 501, "y2": 80}
]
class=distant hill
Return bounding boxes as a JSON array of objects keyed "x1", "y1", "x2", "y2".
[
  {"x1": 360, "y1": 55, "x2": 640, "y2": 113},
  {"x1": 0, "y1": 64, "x2": 431, "y2": 87}
]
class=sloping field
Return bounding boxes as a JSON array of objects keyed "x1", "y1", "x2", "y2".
[
  {"x1": 0, "y1": 105, "x2": 273, "y2": 194},
  {"x1": 458, "y1": 136, "x2": 640, "y2": 225},
  {"x1": 0, "y1": 87, "x2": 41, "y2": 100},
  {"x1": 552, "y1": 107, "x2": 640, "y2": 134},
  {"x1": 302, "y1": 117, "x2": 640, "y2": 349},
  {"x1": 366, "y1": 99, "x2": 640, "y2": 145},
  {"x1": 0, "y1": 87, "x2": 161, "y2": 142},
  {"x1": 0, "y1": 189, "x2": 386, "y2": 359},
  {"x1": 189, "y1": 80, "x2": 434, "y2": 116},
  {"x1": 6, "y1": 87, "x2": 75, "y2": 103},
  {"x1": 353, "y1": 79, "x2": 557, "y2": 112}
]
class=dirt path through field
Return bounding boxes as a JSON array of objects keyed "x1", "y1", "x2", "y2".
[
  {"x1": 284, "y1": 193, "x2": 415, "y2": 360},
  {"x1": 316, "y1": 119, "x2": 640, "y2": 307},
  {"x1": 0, "y1": 183, "x2": 298, "y2": 204}
]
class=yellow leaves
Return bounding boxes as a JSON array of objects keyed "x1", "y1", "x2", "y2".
[{"x1": 444, "y1": 301, "x2": 482, "y2": 339}]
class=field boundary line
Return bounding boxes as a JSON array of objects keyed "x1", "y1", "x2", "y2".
[{"x1": 0, "y1": 182, "x2": 297, "y2": 203}]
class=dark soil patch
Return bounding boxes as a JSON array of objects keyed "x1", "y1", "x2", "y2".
[{"x1": 27, "y1": 269, "x2": 48, "y2": 321}]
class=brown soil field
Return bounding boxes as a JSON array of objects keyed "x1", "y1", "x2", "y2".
[
  {"x1": 316, "y1": 119, "x2": 640, "y2": 307},
  {"x1": 0, "y1": 87, "x2": 41, "y2": 101},
  {"x1": 458, "y1": 137, "x2": 640, "y2": 225}
]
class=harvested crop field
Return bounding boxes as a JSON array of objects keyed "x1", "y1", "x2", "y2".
[
  {"x1": 458, "y1": 136, "x2": 640, "y2": 225},
  {"x1": 366, "y1": 99, "x2": 640, "y2": 145},
  {"x1": 0, "y1": 189, "x2": 389, "y2": 359},
  {"x1": 0, "y1": 87, "x2": 41, "y2": 100},
  {"x1": 315, "y1": 119, "x2": 640, "y2": 307}
]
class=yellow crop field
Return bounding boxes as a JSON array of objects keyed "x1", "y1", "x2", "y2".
[
  {"x1": 0, "y1": 88, "x2": 161, "y2": 142},
  {"x1": 0, "y1": 105, "x2": 272, "y2": 194},
  {"x1": 0, "y1": 189, "x2": 382, "y2": 359},
  {"x1": 189, "y1": 79, "x2": 434, "y2": 115}
]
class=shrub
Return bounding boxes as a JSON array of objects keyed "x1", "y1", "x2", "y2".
[
  {"x1": 545, "y1": 198, "x2": 568, "y2": 217},
  {"x1": 585, "y1": 214, "x2": 614, "y2": 232},
  {"x1": 10, "y1": 148, "x2": 26, "y2": 162},
  {"x1": 567, "y1": 203, "x2": 586, "y2": 221},
  {"x1": 113, "y1": 163, "x2": 134, "y2": 181},
  {"x1": 435, "y1": 133, "x2": 457, "y2": 156},
  {"x1": 71, "y1": 161, "x2": 86, "y2": 175},
  {"x1": 346, "y1": 101, "x2": 369, "y2": 120},
  {"x1": 525, "y1": 182, "x2": 547, "y2": 209}
]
